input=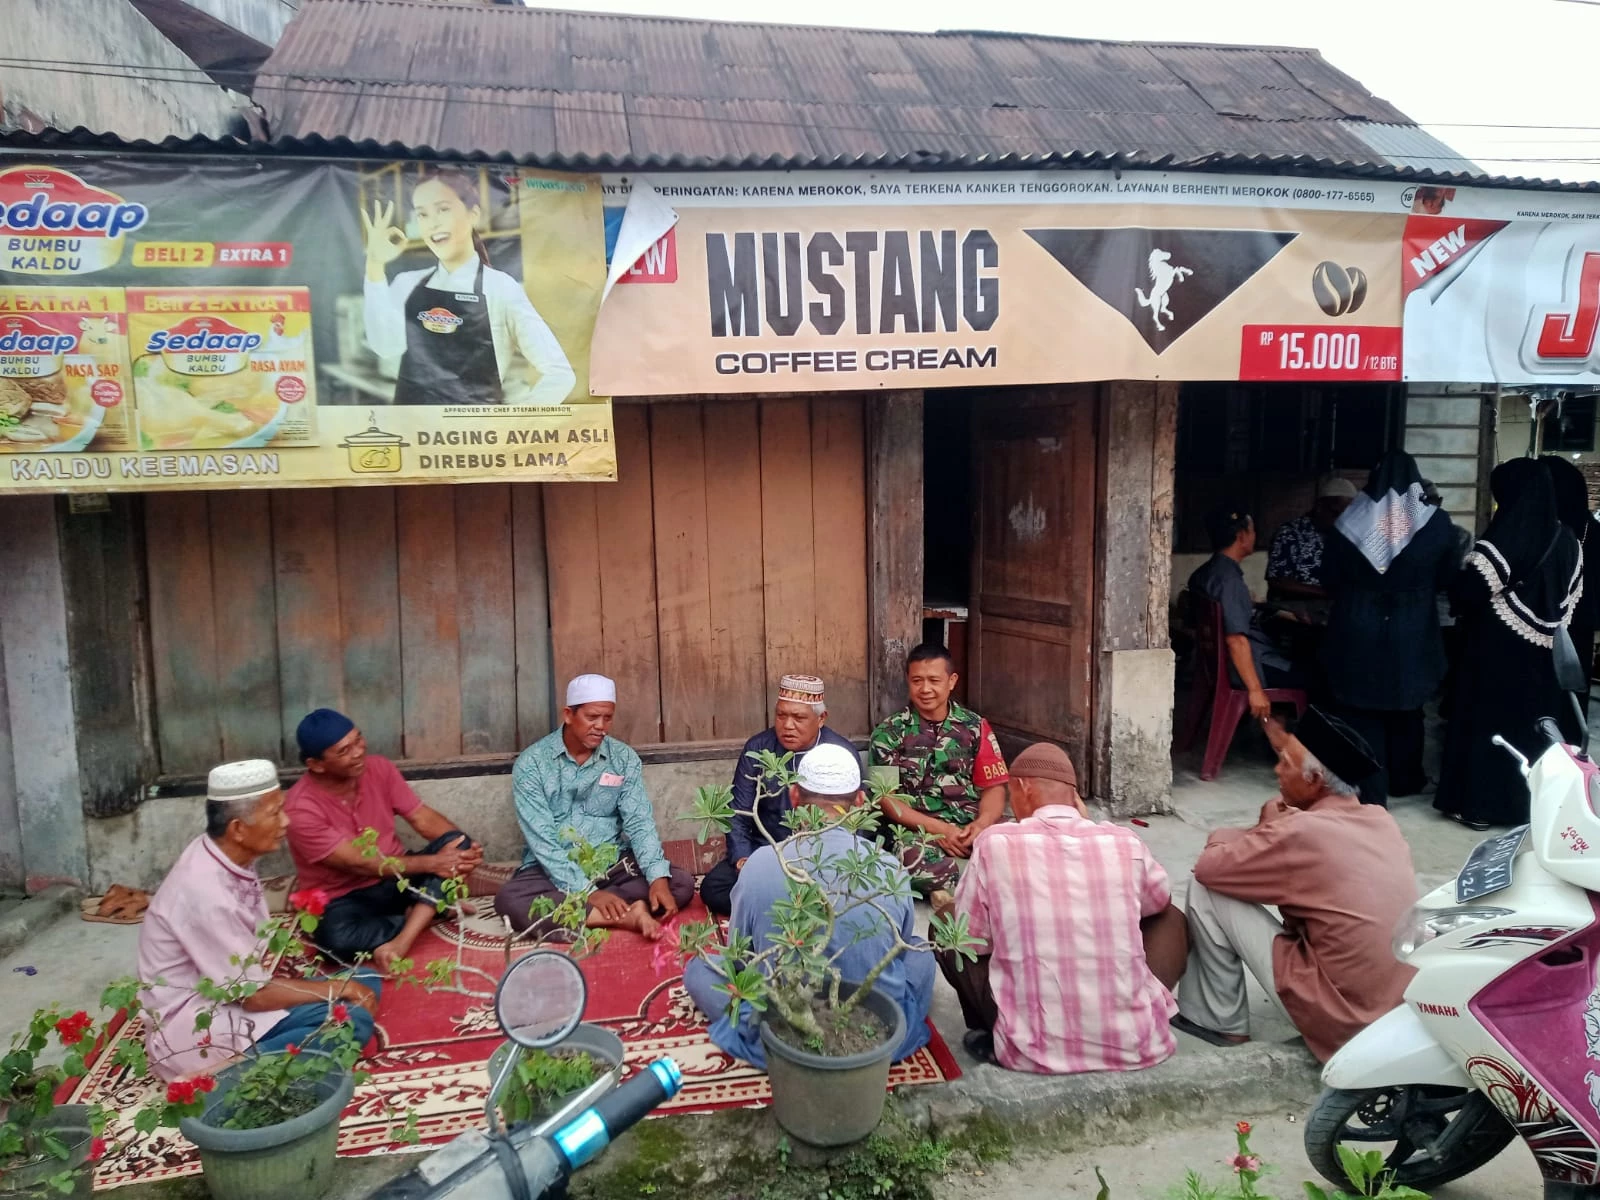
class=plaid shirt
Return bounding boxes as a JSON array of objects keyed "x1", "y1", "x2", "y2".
[{"x1": 953, "y1": 806, "x2": 1177, "y2": 1074}]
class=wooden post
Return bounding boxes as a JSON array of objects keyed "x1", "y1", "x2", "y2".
[
  {"x1": 56, "y1": 494, "x2": 156, "y2": 817},
  {"x1": 0, "y1": 497, "x2": 90, "y2": 889},
  {"x1": 867, "y1": 391, "x2": 924, "y2": 726},
  {"x1": 1091, "y1": 381, "x2": 1178, "y2": 815}
]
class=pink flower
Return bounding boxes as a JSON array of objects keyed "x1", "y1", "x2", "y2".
[
  {"x1": 331, "y1": 1002, "x2": 349, "y2": 1024},
  {"x1": 195, "y1": 1075, "x2": 216, "y2": 1094},
  {"x1": 1228, "y1": 1154, "x2": 1262, "y2": 1174},
  {"x1": 1236, "y1": 1121, "x2": 1252, "y2": 1136},
  {"x1": 285, "y1": 1043, "x2": 301, "y2": 1056},
  {"x1": 88, "y1": 1137, "x2": 106, "y2": 1162},
  {"x1": 649, "y1": 922, "x2": 682, "y2": 979}
]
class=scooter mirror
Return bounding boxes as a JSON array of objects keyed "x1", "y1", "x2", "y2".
[{"x1": 494, "y1": 949, "x2": 587, "y2": 1049}]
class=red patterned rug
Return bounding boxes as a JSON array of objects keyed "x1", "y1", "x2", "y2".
[{"x1": 70, "y1": 891, "x2": 960, "y2": 1191}]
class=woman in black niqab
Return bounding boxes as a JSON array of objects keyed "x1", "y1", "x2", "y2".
[
  {"x1": 1542, "y1": 455, "x2": 1599, "y2": 713},
  {"x1": 1435, "y1": 457, "x2": 1585, "y2": 828},
  {"x1": 1319, "y1": 449, "x2": 1460, "y2": 803}
]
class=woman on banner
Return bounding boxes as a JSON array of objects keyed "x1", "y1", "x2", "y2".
[
  {"x1": 1319, "y1": 449, "x2": 1460, "y2": 804},
  {"x1": 1436, "y1": 457, "x2": 1585, "y2": 830},
  {"x1": 362, "y1": 170, "x2": 576, "y2": 407}
]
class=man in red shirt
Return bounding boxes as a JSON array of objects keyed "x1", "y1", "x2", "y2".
[
  {"x1": 935, "y1": 742, "x2": 1188, "y2": 1072},
  {"x1": 285, "y1": 709, "x2": 482, "y2": 973}
]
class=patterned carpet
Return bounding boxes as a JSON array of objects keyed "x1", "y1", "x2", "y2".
[{"x1": 69, "y1": 889, "x2": 960, "y2": 1191}]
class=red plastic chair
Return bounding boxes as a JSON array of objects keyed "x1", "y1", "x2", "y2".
[{"x1": 1175, "y1": 595, "x2": 1308, "y2": 781}]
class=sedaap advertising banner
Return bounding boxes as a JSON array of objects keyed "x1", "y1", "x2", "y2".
[
  {"x1": 1400, "y1": 184, "x2": 1600, "y2": 385},
  {"x1": 591, "y1": 170, "x2": 1416, "y2": 395},
  {"x1": 0, "y1": 157, "x2": 615, "y2": 494}
]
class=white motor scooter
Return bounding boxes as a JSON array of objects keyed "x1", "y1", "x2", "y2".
[{"x1": 1307, "y1": 649, "x2": 1600, "y2": 1199}]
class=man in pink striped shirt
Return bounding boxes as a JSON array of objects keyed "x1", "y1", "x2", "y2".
[{"x1": 936, "y1": 743, "x2": 1188, "y2": 1073}]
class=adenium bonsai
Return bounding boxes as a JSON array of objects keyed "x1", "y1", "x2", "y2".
[{"x1": 678, "y1": 748, "x2": 983, "y2": 1051}]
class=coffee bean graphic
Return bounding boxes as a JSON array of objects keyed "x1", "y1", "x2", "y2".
[
  {"x1": 1312, "y1": 260, "x2": 1353, "y2": 316},
  {"x1": 1345, "y1": 266, "x2": 1368, "y2": 314}
]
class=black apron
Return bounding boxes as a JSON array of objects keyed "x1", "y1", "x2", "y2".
[{"x1": 393, "y1": 262, "x2": 503, "y2": 406}]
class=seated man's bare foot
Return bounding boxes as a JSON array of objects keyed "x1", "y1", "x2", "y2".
[
  {"x1": 372, "y1": 941, "x2": 410, "y2": 976},
  {"x1": 628, "y1": 900, "x2": 662, "y2": 941}
]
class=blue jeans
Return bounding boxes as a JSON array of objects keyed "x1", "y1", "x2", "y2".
[{"x1": 257, "y1": 969, "x2": 381, "y2": 1054}]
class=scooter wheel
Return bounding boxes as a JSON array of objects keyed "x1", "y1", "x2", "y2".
[{"x1": 1305, "y1": 1085, "x2": 1515, "y2": 1192}]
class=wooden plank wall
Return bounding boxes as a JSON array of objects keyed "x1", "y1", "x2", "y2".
[
  {"x1": 547, "y1": 396, "x2": 871, "y2": 746},
  {"x1": 145, "y1": 483, "x2": 554, "y2": 774},
  {"x1": 144, "y1": 395, "x2": 872, "y2": 775}
]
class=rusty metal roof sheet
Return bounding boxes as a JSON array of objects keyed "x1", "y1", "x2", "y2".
[{"x1": 243, "y1": 0, "x2": 1461, "y2": 172}]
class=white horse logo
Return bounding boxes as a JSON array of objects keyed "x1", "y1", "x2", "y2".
[{"x1": 1134, "y1": 248, "x2": 1193, "y2": 332}]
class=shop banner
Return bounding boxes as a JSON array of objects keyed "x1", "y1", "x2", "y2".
[
  {"x1": 591, "y1": 170, "x2": 1414, "y2": 395},
  {"x1": 1401, "y1": 184, "x2": 1600, "y2": 385},
  {"x1": 0, "y1": 158, "x2": 615, "y2": 494}
]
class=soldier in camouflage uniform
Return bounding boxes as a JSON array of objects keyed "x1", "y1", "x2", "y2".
[{"x1": 869, "y1": 643, "x2": 1010, "y2": 889}]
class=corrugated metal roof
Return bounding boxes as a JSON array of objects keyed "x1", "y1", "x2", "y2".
[
  {"x1": 9, "y1": 123, "x2": 1595, "y2": 196},
  {"x1": 244, "y1": 0, "x2": 1454, "y2": 172}
]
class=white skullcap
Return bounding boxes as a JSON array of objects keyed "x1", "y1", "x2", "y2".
[
  {"x1": 566, "y1": 673, "x2": 617, "y2": 708},
  {"x1": 795, "y1": 743, "x2": 861, "y2": 796},
  {"x1": 207, "y1": 759, "x2": 280, "y2": 804},
  {"x1": 1318, "y1": 476, "x2": 1358, "y2": 500}
]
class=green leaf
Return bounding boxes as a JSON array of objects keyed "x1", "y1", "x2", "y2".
[{"x1": 133, "y1": 1107, "x2": 161, "y2": 1135}]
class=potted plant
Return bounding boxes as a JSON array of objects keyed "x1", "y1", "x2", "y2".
[
  {"x1": 482, "y1": 834, "x2": 626, "y2": 1132},
  {"x1": 0, "y1": 986, "x2": 216, "y2": 1200},
  {"x1": 174, "y1": 1012, "x2": 362, "y2": 1200},
  {"x1": 679, "y1": 750, "x2": 981, "y2": 1146},
  {"x1": 0, "y1": 1007, "x2": 107, "y2": 1199}
]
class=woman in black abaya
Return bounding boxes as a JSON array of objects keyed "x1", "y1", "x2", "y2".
[
  {"x1": 1320, "y1": 449, "x2": 1461, "y2": 803},
  {"x1": 1435, "y1": 458, "x2": 1584, "y2": 829},
  {"x1": 1542, "y1": 455, "x2": 1599, "y2": 712}
]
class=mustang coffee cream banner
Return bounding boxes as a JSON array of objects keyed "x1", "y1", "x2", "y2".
[
  {"x1": 0, "y1": 158, "x2": 615, "y2": 494},
  {"x1": 1400, "y1": 184, "x2": 1600, "y2": 385},
  {"x1": 592, "y1": 170, "x2": 1417, "y2": 394}
]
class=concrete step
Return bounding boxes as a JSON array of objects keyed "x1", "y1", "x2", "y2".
[{"x1": 0, "y1": 885, "x2": 82, "y2": 960}]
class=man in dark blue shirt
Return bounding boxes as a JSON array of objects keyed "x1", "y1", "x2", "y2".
[{"x1": 698, "y1": 674, "x2": 857, "y2": 916}]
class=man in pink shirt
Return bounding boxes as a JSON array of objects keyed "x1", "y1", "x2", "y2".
[
  {"x1": 285, "y1": 709, "x2": 482, "y2": 973},
  {"x1": 138, "y1": 759, "x2": 379, "y2": 1080},
  {"x1": 935, "y1": 743, "x2": 1188, "y2": 1073}
]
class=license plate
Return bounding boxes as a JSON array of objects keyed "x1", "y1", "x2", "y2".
[{"x1": 1456, "y1": 825, "x2": 1529, "y2": 903}]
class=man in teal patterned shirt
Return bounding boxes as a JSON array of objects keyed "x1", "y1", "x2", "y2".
[{"x1": 494, "y1": 673, "x2": 695, "y2": 939}]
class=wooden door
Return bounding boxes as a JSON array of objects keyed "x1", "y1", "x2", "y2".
[{"x1": 968, "y1": 386, "x2": 1098, "y2": 774}]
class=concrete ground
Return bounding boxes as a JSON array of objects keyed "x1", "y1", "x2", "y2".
[
  {"x1": 0, "y1": 716, "x2": 1548, "y2": 1197},
  {"x1": 935, "y1": 1112, "x2": 1542, "y2": 1198}
]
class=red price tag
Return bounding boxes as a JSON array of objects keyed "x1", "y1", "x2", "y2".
[
  {"x1": 213, "y1": 242, "x2": 294, "y2": 268},
  {"x1": 1239, "y1": 325, "x2": 1401, "y2": 381}
]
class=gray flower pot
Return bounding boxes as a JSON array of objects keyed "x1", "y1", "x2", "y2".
[
  {"x1": 485, "y1": 1022, "x2": 624, "y2": 1134},
  {"x1": 0, "y1": 1104, "x2": 96, "y2": 1200},
  {"x1": 759, "y1": 984, "x2": 906, "y2": 1147},
  {"x1": 178, "y1": 1054, "x2": 354, "y2": 1200}
]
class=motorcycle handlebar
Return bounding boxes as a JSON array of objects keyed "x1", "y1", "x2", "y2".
[
  {"x1": 553, "y1": 1059, "x2": 682, "y2": 1170},
  {"x1": 364, "y1": 1058, "x2": 683, "y2": 1200}
]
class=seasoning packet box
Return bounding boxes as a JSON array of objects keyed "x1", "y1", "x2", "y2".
[
  {"x1": 0, "y1": 286, "x2": 136, "y2": 452},
  {"x1": 127, "y1": 286, "x2": 317, "y2": 450}
]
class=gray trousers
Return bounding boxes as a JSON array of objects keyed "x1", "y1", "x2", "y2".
[{"x1": 1177, "y1": 879, "x2": 1287, "y2": 1037}]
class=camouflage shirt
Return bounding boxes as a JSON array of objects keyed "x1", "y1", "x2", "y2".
[{"x1": 868, "y1": 702, "x2": 1010, "y2": 825}]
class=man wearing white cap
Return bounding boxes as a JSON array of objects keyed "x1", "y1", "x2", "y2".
[
  {"x1": 682, "y1": 742, "x2": 935, "y2": 1069},
  {"x1": 137, "y1": 760, "x2": 381, "y2": 1080},
  {"x1": 495, "y1": 674, "x2": 695, "y2": 939},
  {"x1": 698, "y1": 674, "x2": 858, "y2": 916}
]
